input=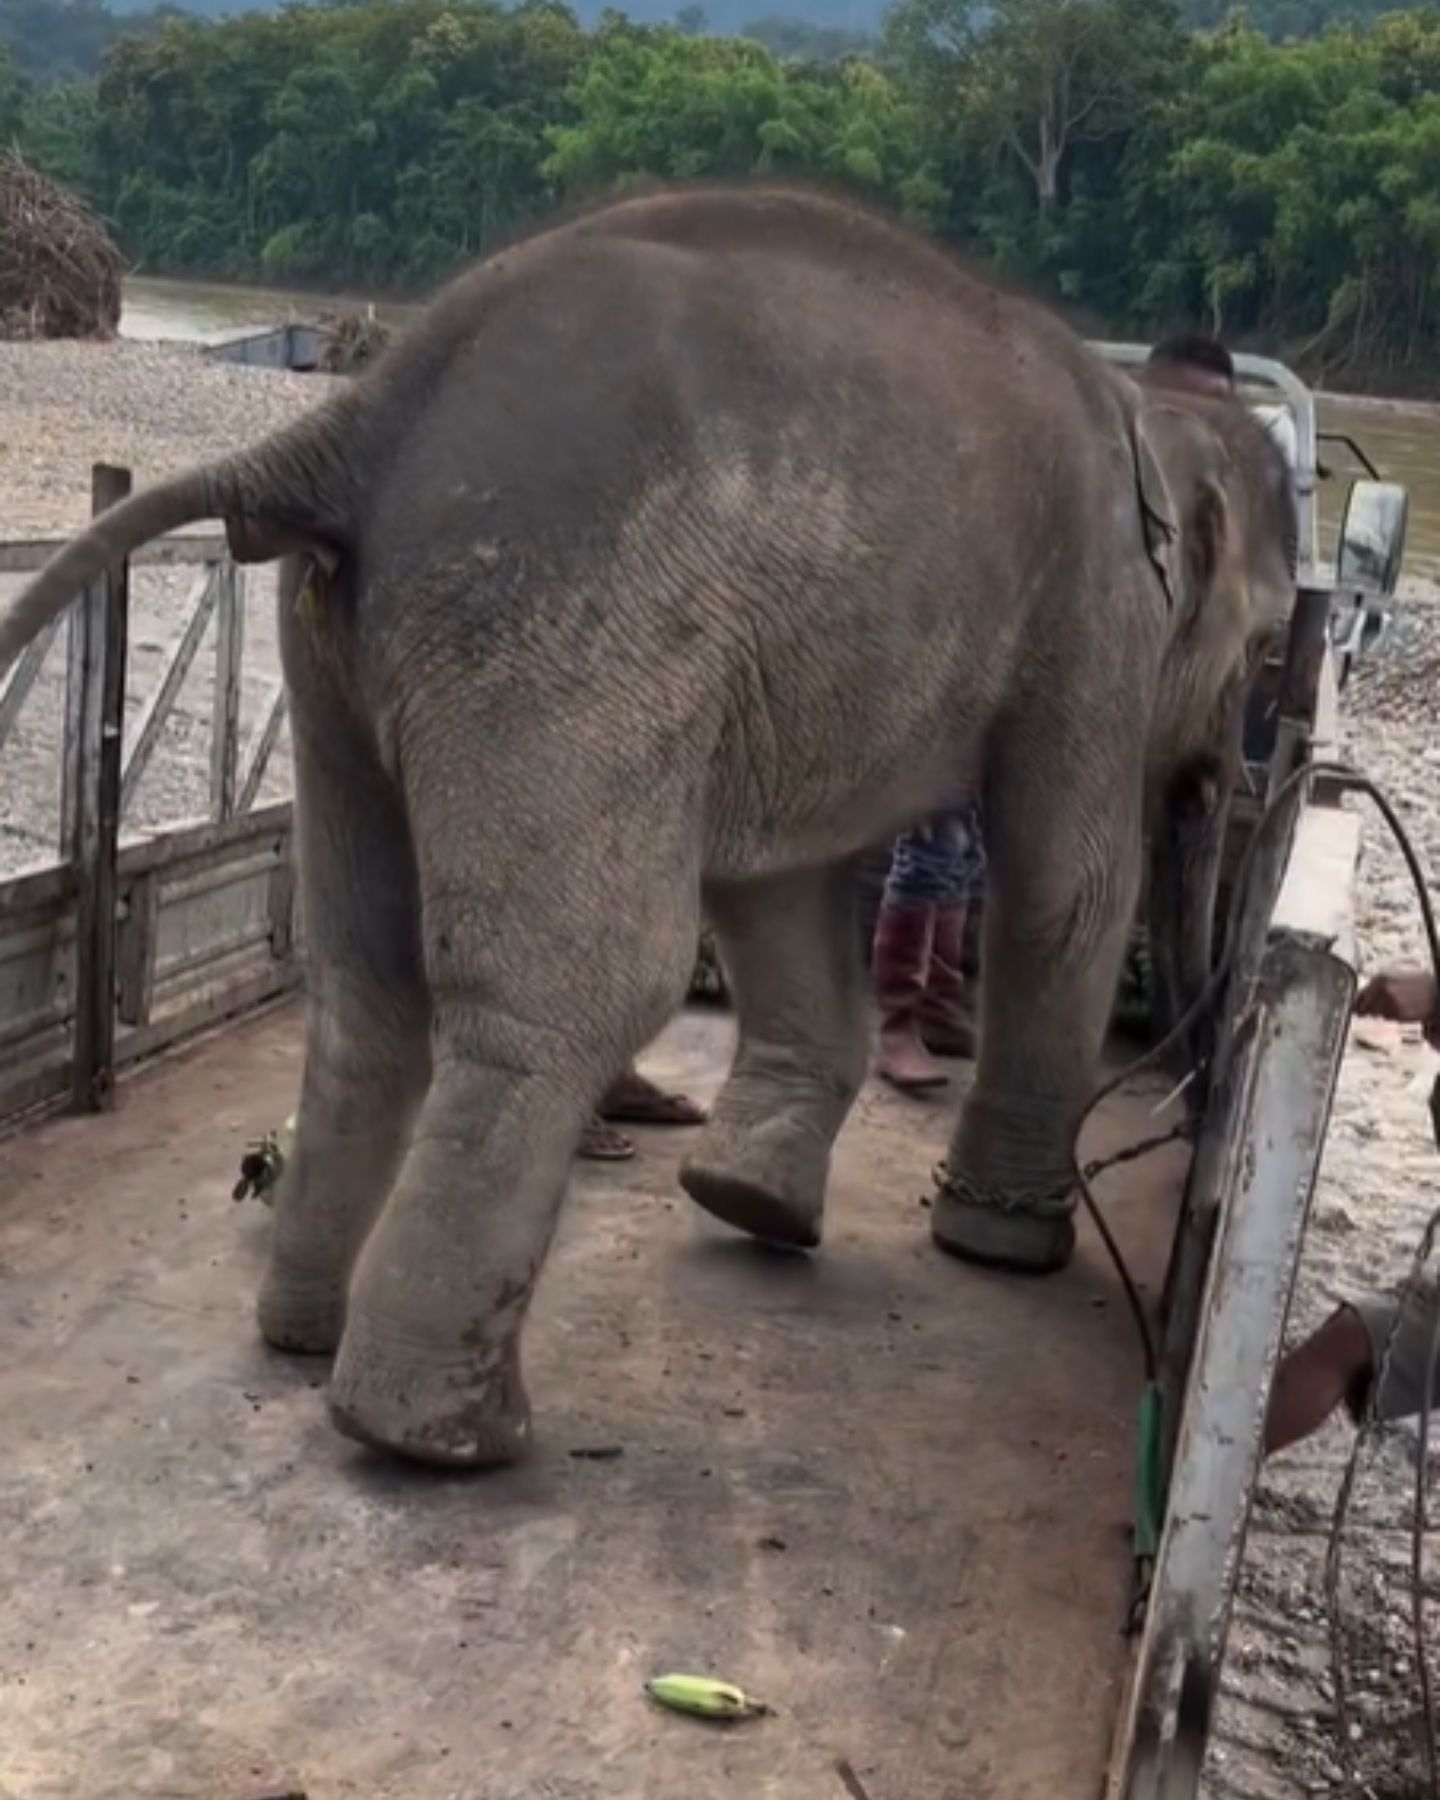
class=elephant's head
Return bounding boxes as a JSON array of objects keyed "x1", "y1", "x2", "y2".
[{"x1": 1127, "y1": 377, "x2": 1298, "y2": 1077}]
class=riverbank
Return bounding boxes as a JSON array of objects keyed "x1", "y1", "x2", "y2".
[
  {"x1": 119, "y1": 272, "x2": 1440, "y2": 412},
  {"x1": 0, "y1": 338, "x2": 332, "y2": 534},
  {"x1": 120, "y1": 272, "x2": 419, "y2": 345}
]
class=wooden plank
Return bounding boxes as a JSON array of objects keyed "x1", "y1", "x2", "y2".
[
  {"x1": 268, "y1": 852, "x2": 297, "y2": 959},
  {"x1": 0, "y1": 992, "x2": 69, "y2": 1056},
  {"x1": 210, "y1": 559, "x2": 244, "y2": 820},
  {"x1": 120, "y1": 565, "x2": 219, "y2": 816},
  {"x1": 59, "y1": 605, "x2": 82, "y2": 857},
  {"x1": 3, "y1": 853, "x2": 289, "y2": 1061},
  {"x1": 70, "y1": 464, "x2": 132, "y2": 1114},
  {"x1": 0, "y1": 804, "x2": 291, "y2": 918},
  {"x1": 121, "y1": 959, "x2": 299, "y2": 1061},
  {"x1": 0, "y1": 616, "x2": 62, "y2": 757},
  {"x1": 158, "y1": 844, "x2": 285, "y2": 911},
  {"x1": 120, "y1": 800, "x2": 291, "y2": 881},
  {"x1": 0, "y1": 972, "x2": 300, "y2": 1136},
  {"x1": 0, "y1": 972, "x2": 72, "y2": 1055},
  {"x1": 237, "y1": 686, "x2": 288, "y2": 814},
  {"x1": 0, "y1": 861, "x2": 73, "y2": 916},
  {"x1": 153, "y1": 920, "x2": 278, "y2": 990},
  {"x1": 0, "y1": 1043, "x2": 69, "y2": 1131},
  {"x1": 0, "y1": 892, "x2": 74, "y2": 1054},
  {"x1": 0, "y1": 532, "x2": 227, "y2": 575},
  {"x1": 116, "y1": 872, "x2": 160, "y2": 1028}
]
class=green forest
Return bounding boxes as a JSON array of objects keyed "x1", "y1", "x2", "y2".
[{"x1": 4, "y1": 0, "x2": 1440, "y2": 385}]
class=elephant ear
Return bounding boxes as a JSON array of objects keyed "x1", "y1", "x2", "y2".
[{"x1": 1130, "y1": 406, "x2": 1184, "y2": 614}]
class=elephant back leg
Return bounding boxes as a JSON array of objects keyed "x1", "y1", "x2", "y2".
[
  {"x1": 326, "y1": 717, "x2": 702, "y2": 1466},
  {"x1": 680, "y1": 861, "x2": 868, "y2": 1248},
  {"x1": 258, "y1": 565, "x2": 431, "y2": 1355}
]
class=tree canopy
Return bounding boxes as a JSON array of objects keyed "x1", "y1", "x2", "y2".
[{"x1": 5, "y1": 0, "x2": 1440, "y2": 386}]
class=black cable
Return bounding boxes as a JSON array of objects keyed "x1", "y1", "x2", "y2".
[
  {"x1": 1300, "y1": 768, "x2": 1440, "y2": 1800},
  {"x1": 1069, "y1": 757, "x2": 1437, "y2": 1381},
  {"x1": 1066, "y1": 749, "x2": 1440, "y2": 1799},
  {"x1": 1417, "y1": 1268, "x2": 1440, "y2": 1798},
  {"x1": 1066, "y1": 752, "x2": 1327, "y2": 1381}
]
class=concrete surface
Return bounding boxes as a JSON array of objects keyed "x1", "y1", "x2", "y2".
[{"x1": 0, "y1": 1004, "x2": 1189, "y2": 1800}]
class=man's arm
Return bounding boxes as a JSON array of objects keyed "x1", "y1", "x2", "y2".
[{"x1": 1265, "y1": 963, "x2": 1440, "y2": 1456}]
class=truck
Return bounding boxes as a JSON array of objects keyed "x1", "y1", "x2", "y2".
[{"x1": 0, "y1": 347, "x2": 1411, "y2": 1800}]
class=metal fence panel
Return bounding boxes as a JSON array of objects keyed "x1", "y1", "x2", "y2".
[{"x1": 0, "y1": 470, "x2": 299, "y2": 1129}]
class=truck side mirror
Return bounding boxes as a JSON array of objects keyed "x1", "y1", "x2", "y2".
[
  {"x1": 1338, "y1": 479, "x2": 1408, "y2": 598},
  {"x1": 1331, "y1": 479, "x2": 1409, "y2": 677}
]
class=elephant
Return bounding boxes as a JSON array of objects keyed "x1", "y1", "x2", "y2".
[{"x1": 0, "y1": 184, "x2": 1296, "y2": 1468}]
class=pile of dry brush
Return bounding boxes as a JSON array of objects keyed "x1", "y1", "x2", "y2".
[
  {"x1": 319, "y1": 309, "x2": 393, "y2": 374},
  {"x1": 0, "y1": 150, "x2": 124, "y2": 342}
]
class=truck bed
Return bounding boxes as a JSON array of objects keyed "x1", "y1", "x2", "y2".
[{"x1": 0, "y1": 1004, "x2": 1189, "y2": 1800}]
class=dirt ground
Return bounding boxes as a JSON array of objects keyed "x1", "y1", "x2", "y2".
[{"x1": 0, "y1": 1008, "x2": 1189, "y2": 1800}]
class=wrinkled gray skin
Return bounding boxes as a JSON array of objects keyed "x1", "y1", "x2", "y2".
[{"x1": 0, "y1": 187, "x2": 1296, "y2": 1467}]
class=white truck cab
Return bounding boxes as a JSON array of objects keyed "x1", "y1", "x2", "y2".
[{"x1": 1091, "y1": 342, "x2": 1410, "y2": 681}]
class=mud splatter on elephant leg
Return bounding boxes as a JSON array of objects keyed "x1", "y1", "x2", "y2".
[{"x1": 680, "y1": 860, "x2": 867, "y2": 1249}]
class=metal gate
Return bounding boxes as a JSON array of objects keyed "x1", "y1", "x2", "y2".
[{"x1": 0, "y1": 465, "x2": 301, "y2": 1126}]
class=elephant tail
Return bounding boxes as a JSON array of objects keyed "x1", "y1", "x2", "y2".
[{"x1": 0, "y1": 396, "x2": 361, "y2": 680}]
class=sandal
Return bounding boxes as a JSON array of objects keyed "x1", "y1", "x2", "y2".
[
  {"x1": 598, "y1": 1070, "x2": 707, "y2": 1128},
  {"x1": 578, "y1": 1117, "x2": 636, "y2": 1161}
]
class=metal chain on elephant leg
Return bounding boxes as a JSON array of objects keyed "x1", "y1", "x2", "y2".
[
  {"x1": 1113, "y1": 923, "x2": 1155, "y2": 1039},
  {"x1": 929, "y1": 1122, "x2": 1194, "y2": 1231},
  {"x1": 686, "y1": 927, "x2": 729, "y2": 1007},
  {"x1": 930, "y1": 1162, "x2": 1076, "y2": 1220}
]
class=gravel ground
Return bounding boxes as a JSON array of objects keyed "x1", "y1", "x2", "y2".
[
  {"x1": 1207, "y1": 580, "x2": 1440, "y2": 1800},
  {"x1": 5, "y1": 337, "x2": 1440, "y2": 1794},
  {"x1": 0, "y1": 341, "x2": 331, "y2": 876}
]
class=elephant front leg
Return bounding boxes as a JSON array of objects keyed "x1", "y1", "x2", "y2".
[
  {"x1": 931, "y1": 750, "x2": 1143, "y2": 1275},
  {"x1": 679, "y1": 862, "x2": 868, "y2": 1249},
  {"x1": 1148, "y1": 755, "x2": 1231, "y2": 1101}
]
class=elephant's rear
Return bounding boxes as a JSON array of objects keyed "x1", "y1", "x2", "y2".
[{"x1": 349, "y1": 187, "x2": 1140, "y2": 869}]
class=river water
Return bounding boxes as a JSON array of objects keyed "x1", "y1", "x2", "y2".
[
  {"x1": 119, "y1": 273, "x2": 417, "y2": 342},
  {"x1": 120, "y1": 273, "x2": 1440, "y2": 573}
]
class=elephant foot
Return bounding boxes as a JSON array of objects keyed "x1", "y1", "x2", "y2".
[
  {"x1": 679, "y1": 1119, "x2": 826, "y2": 1250},
  {"x1": 257, "y1": 1266, "x2": 347, "y2": 1356},
  {"x1": 326, "y1": 1310, "x2": 532, "y2": 1468},
  {"x1": 930, "y1": 1167, "x2": 1077, "y2": 1275}
]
